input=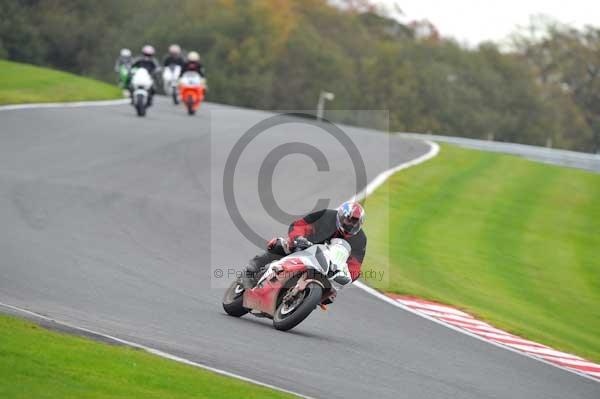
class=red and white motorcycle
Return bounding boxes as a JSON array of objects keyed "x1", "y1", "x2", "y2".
[{"x1": 222, "y1": 238, "x2": 352, "y2": 331}]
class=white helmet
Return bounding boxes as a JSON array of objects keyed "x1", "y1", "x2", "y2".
[
  {"x1": 187, "y1": 51, "x2": 200, "y2": 62},
  {"x1": 142, "y1": 45, "x2": 155, "y2": 56},
  {"x1": 120, "y1": 48, "x2": 131, "y2": 58},
  {"x1": 168, "y1": 44, "x2": 181, "y2": 56}
]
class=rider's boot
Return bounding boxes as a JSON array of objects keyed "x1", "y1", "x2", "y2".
[
  {"x1": 241, "y1": 252, "x2": 283, "y2": 289},
  {"x1": 241, "y1": 265, "x2": 260, "y2": 289}
]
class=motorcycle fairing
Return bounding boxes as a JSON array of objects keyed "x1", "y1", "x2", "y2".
[
  {"x1": 243, "y1": 257, "x2": 306, "y2": 316},
  {"x1": 179, "y1": 71, "x2": 206, "y2": 111},
  {"x1": 242, "y1": 244, "x2": 333, "y2": 316}
]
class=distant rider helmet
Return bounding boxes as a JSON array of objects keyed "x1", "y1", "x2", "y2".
[
  {"x1": 120, "y1": 48, "x2": 132, "y2": 58},
  {"x1": 142, "y1": 45, "x2": 155, "y2": 57},
  {"x1": 168, "y1": 44, "x2": 181, "y2": 56},
  {"x1": 187, "y1": 51, "x2": 200, "y2": 62},
  {"x1": 336, "y1": 202, "x2": 365, "y2": 237}
]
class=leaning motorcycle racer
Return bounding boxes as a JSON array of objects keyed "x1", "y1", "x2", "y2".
[{"x1": 242, "y1": 201, "x2": 366, "y2": 288}]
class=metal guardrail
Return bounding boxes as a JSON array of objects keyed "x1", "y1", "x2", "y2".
[{"x1": 398, "y1": 133, "x2": 600, "y2": 173}]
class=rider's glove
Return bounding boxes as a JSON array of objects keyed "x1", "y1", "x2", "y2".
[
  {"x1": 267, "y1": 237, "x2": 291, "y2": 254},
  {"x1": 333, "y1": 271, "x2": 352, "y2": 287},
  {"x1": 331, "y1": 262, "x2": 352, "y2": 288},
  {"x1": 292, "y1": 236, "x2": 313, "y2": 252}
]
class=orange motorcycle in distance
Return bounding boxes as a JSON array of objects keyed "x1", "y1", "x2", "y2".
[{"x1": 178, "y1": 71, "x2": 206, "y2": 115}]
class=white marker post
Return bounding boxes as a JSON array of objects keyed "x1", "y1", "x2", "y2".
[{"x1": 316, "y1": 91, "x2": 335, "y2": 121}]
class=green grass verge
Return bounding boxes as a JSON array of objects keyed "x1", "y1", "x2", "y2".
[
  {"x1": 0, "y1": 59, "x2": 121, "y2": 104},
  {"x1": 0, "y1": 313, "x2": 294, "y2": 399},
  {"x1": 363, "y1": 144, "x2": 600, "y2": 362}
]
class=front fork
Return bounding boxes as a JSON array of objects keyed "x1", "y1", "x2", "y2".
[{"x1": 281, "y1": 273, "x2": 331, "y2": 306}]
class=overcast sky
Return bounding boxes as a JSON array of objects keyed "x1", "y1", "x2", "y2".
[{"x1": 378, "y1": 0, "x2": 600, "y2": 45}]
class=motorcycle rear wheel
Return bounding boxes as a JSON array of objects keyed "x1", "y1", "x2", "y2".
[
  {"x1": 186, "y1": 95, "x2": 195, "y2": 115},
  {"x1": 222, "y1": 280, "x2": 248, "y2": 317},
  {"x1": 273, "y1": 282, "x2": 322, "y2": 331}
]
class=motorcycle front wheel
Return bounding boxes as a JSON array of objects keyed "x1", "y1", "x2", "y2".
[
  {"x1": 273, "y1": 282, "x2": 323, "y2": 331},
  {"x1": 135, "y1": 94, "x2": 146, "y2": 117},
  {"x1": 172, "y1": 88, "x2": 179, "y2": 105},
  {"x1": 222, "y1": 280, "x2": 248, "y2": 317}
]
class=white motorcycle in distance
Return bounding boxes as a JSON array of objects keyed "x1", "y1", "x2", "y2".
[
  {"x1": 130, "y1": 67, "x2": 154, "y2": 117},
  {"x1": 162, "y1": 63, "x2": 181, "y2": 105}
]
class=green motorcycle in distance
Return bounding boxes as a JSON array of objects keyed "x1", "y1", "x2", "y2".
[{"x1": 118, "y1": 64, "x2": 131, "y2": 89}]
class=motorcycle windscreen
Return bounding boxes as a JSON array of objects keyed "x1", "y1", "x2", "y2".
[{"x1": 314, "y1": 247, "x2": 330, "y2": 274}]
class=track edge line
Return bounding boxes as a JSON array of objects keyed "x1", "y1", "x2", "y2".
[{"x1": 0, "y1": 99, "x2": 129, "y2": 111}]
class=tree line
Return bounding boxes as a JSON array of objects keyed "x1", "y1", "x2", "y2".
[{"x1": 1, "y1": 1, "x2": 598, "y2": 152}]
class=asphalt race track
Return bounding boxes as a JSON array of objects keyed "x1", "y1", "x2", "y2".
[{"x1": 1, "y1": 98, "x2": 598, "y2": 398}]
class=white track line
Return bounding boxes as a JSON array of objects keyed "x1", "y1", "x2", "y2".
[
  {"x1": 350, "y1": 139, "x2": 598, "y2": 383},
  {"x1": 351, "y1": 140, "x2": 440, "y2": 202},
  {"x1": 0, "y1": 301, "x2": 313, "y2": 399},
  {"x1": 0, "y1": 99, "x2": 128, "y2": 111}
]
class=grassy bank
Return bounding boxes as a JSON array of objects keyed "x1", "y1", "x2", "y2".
[
  {"x1": 364, "y1": 144, "x2": 600, "y2": 361},
  {"x1": 0, "y1": 59, "x2": 121, "y2": 104},
  {"x1": 0, "y1": 314, "x2": 294, "y2": 399}
]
